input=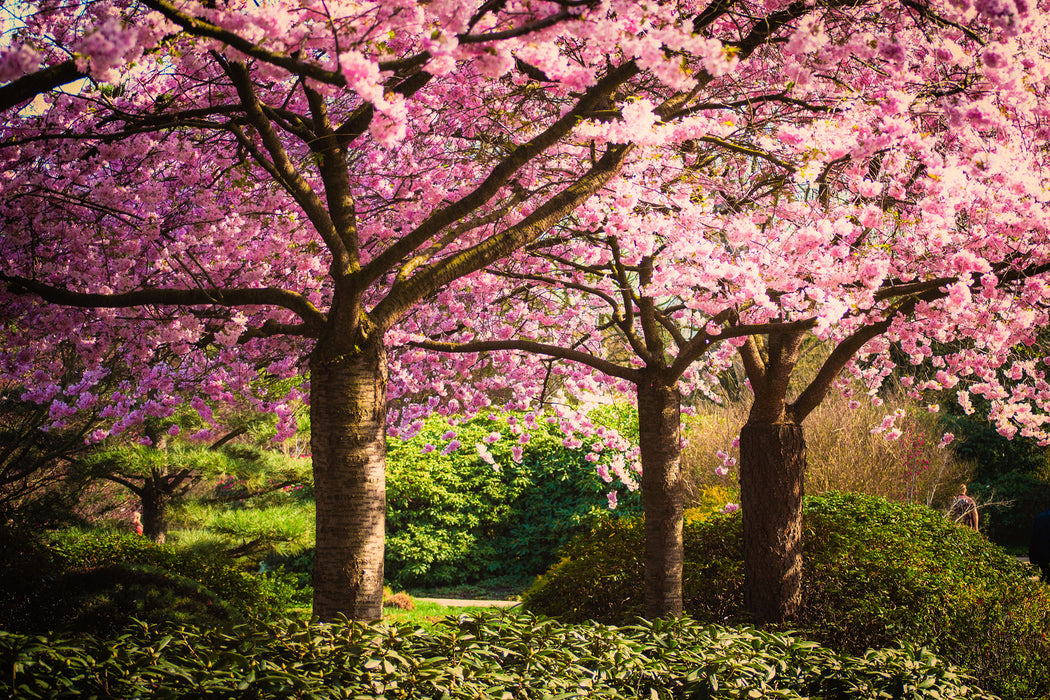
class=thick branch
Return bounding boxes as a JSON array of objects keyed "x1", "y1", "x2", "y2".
[
  {"x1": 224, "y1": 61, "x2": 350, "y2": 277},
  {"x1": 412, "y1": 338, "x2": 640, "y2": 382},
  {"x1": 737, "y1": 336, "x2": 767, "y2": 394},
  {"x1": 372, "y1": 142, "x2": 635, "y2": 329},
  {"x1": 142, "y1": 0, "x2": 346, "y2": 86},
  {"x1": 0, "y1": 61, "x2": 86, "y2": 112},
  {"x1": 360, "y1": 62, "x2": 640, "y2": 288},
  {"x1": 1, "y1": 274, "x2": 326, "y2": 330},
  {"x1": 790, "y1": 318, "x2": 891, "y2": 422}
]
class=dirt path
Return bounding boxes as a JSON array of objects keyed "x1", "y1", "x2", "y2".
[{"x1": 416, "y1": 598, "x2": 520, "y2": 608}]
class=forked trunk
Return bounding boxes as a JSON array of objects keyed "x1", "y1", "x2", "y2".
[
  {"x1": 739, "y1": 420, "x2": 805, "y2": 623},
  {"x1": 310, "y1": 339, "x2": 388, "y2": 621},
  {"x1": 637, "y1": 379, "x2": 684, "y2": 618}
]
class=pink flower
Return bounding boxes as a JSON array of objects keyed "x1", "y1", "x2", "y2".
[
  {"x1": 607, "y1": 491, "x2": 618, "y2": 510},
  {"x1": 167, "y1": 424, "x2": 180, "y2": 436},
  {"x1": 938, "y1": 432, "x2": 955, "y2": 449},
  {"x1": 715, "y1": 466, "x2": 729, "y2": 477},
  {"x1": 511, "y1": 446, "x2": 524, "y2": 463},
  {"x1": 722, "y1": 503, "x2": 740, "y2": 514},
  {"x1": 441, "y1": 430, "x2": 456, "y2": 441},
  {"x1": 441, "y1": 440, "x2": 461, "y2": 455},
  {"x1": 421, "y1": 443, "x2": 436, "y2": 454}
]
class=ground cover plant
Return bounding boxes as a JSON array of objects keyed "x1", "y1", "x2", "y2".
[
  {"x1": 0, "y1": 610, "x2": 998, "y2": 700},
  {"x1": 524, "y1": 492, "x2": 1050, "y2": 700}
]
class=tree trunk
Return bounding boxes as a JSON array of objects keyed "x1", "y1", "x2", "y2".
[
  {"x1": 140, "y1": 473, "x2": 167, "y2": 544},
  {"x1": 310, "y1": 338, "x2": 388, "y2": 622},
  {"x1": 637, "y1": 379, "x2": 684, "y2": 618},
  {"x1": 739, "y1": 421, "x2": 805, "y2": 623}
]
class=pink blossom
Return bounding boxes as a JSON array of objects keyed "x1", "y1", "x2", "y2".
[
  {"x1": 440, "y1": 440, "x2": 461, "y2": 455},
  {"x1": 607, "y1": 491, "x2": 618, "y2": 510},
  {"x1": 721, "y1": 503, "x2": 740, "y2": 514}
]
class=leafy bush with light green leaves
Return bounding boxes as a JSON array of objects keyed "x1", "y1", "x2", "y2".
[
  {"x1": 524, "y1": 492, "x2": 1050, "y2": 700},
  {"x1": 0, "y1": 610, "x2": 997, "y2": 699},
  {"x1": 383, "y1": 411, "x2": 643, "y2": 587}
]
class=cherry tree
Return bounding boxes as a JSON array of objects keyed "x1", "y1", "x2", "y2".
[
  {"x1": 0, "y1": 0, "x2": 810, "y2": 620},
  {"x1": 407, "y1": 0, "x2": 1050, "y2": 621}
]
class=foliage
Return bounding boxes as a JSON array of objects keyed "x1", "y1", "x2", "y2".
[
  {"x1": 383, "y1": 412, "x2": 642, "y2": 587},
  {"x1": 941, "y1": 411, "x2": 1049, "y2": 483},
  {"x1": 174, "y1": 502, "x2": 315, "y2": 561},
  {"x1": 969, "y1": 471, "x2": 1050, "y2": 546},
  {"x1": 524, "y1": 492, "x2": 1050, "y2": 700},
  {"x1": 0, "y1": 610, "x2": 997, "y2": 700},
  {"x1": 0, "y1": 526, "x2": 307, "y2": 635}
]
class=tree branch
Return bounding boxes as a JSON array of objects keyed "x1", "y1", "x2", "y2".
[
  {"x1": 224, "y1": 60, "x2": 350, "y2": 278},
  {"x1": 1, "y1": 274, "x2": 326, "y2": 330},
  {"x1": 411, "y1": 338, "x2": 640, "y2": 382},
  {"x1": 0, "y1": 60, "x2": 86, "y2": 113},
  {"x1": 372, "y1": 142, "x2": 636, "y2": 329},
  {"x1": 360, "y1": 61, "x2": 640, "y2": 290}
]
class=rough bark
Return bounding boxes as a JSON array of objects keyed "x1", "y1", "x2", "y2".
[
  {"x1": 637, "y1": 379, "x2": 684, "y2": 618},
  {"x1": 310, "y1": 337, "x2": 388, "y2": 621},
  {"x1": 140, "y1": 474, "x2": 167, "y2": 544},
  {"x1": 739, "y1": 420, "x2": 805, "y2": 623}
]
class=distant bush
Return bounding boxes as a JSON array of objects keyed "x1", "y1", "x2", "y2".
[
  {"x1": 0, "y1": 525, "x2": 306, "y2": 635},
  {"x1": 969, "y1": 471, "x2": 1050, "y2": 546},
  {"x1": 382, "y1": 412, "x2": 642, "y2": 587},
  {"x1": 524, "y1": 492, "x2": 1050, "y2": 700},
  {"x1": 0, "y1": 610, "x2": 997, "y2": 699}
]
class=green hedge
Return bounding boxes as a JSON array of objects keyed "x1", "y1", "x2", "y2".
[
  {"x1": 524, "y1": 492, "x2": 1050, "y2": 700},
  {"x1": 0, "y1": 611, "x2": 996, "y2": 699},
  {"x1": 383, "y1": 412, "x2": 642, "y2": 587}
]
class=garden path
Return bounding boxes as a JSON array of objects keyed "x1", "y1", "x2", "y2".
[{"x1": 417, "y1": 598, "x2": 520, "y2": 608}]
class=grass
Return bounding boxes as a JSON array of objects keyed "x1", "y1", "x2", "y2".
[{"x1": 382, "y1": 599, "x2": 498, "y2": 628}]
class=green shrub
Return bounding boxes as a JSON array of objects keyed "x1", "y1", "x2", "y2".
[
  {"x1": 524, "y1": 492, "x2": 1050, "y2": 700},
  {"x1": 0, "y1": 525, "x2": 307, "y2": 635},
  {"x1": 0, "y1": 610, "x2": 997, "y2": 699},
  {"x1": 383, "y1": 412, "x2": 642, "y2": 587}
]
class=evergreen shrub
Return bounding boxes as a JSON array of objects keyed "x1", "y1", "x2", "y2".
[
  {"x1": 523, "y1": 492, "x2": 1050, "y2": 700},
  {"x1": 382, "y1": 412, "x2": 642, "y2": 587},
  {"x1": 1, "y1": 611, "x2": 997, "y2": 699}
]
